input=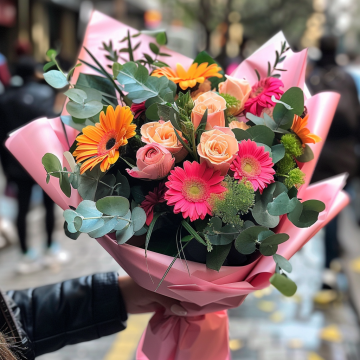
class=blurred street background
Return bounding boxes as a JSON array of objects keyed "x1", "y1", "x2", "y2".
[{"x1": 2, "y1": 0, "x2": 360, "y2": 359}]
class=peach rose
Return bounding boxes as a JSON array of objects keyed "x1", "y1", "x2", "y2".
[
  {"x1": 141, "y1": 120, "x2": 188, "y2": 162},
  {"x1": 218, "y1": 76, "x2": 251, "y2": 116},
  {"x1": 190, "y1": 79, "x2": 212, "y2": 101},
  {"x1": 229, "y1": 121, "x2": 250, "y2": 130},
  {"x1": 191, "y1": 91, "x2": 226, "y2": 131},
  {"x1": 197, "y1": 126, "x2": 238, "y2": 175},
  {"x1": 127, "y1": 143, "x2": 175, "y2": 180}
]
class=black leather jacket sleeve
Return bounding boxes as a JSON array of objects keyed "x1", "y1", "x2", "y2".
[{"x1": 5, "y1": 272, "x2": 128, "y2": 359}]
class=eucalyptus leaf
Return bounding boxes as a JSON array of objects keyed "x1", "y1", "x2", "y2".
[
  {"x1": 116, "y1": 222, "x2": 134, "y2": 244},
  {"x1": 273, "y1": 254, "x2": 292, "y2": 273},
  {"x1": 235, "y1": 226, "x2": 268, "y2": 254},
  {"x1": 271, "y1": 144, "x2": 285, "y2": 163},
  {"x1": 267, "y1": 192, "x2": 298, "y2": 216},
  {"x1": 114, "y1": 172, "x2": 130, "y2": 198},
  {"x1": 96, "y1": 196, "x2": 130, "y2": 216},
  {"x1": 113, "y1": 209, "x2": 131, "y2": 231},
  {"x1": 132, "y1": 206, "x2": 146, "y2": 232},
  {"x1": 64, "y1": 89, "x2": 87, "y2": 104},
  {"x1": 88, "y1": 217, "x2": 119, "y2": 238},
  {"x1": 66, "y1": 100, "x2": 103, "y2": 119},
  {"x1": 270, "y1": 273, "x2": 297, "y2": 297},
  {"x1": 64, "y1": 221, "x2": 80, "y2": 240},
  {"x1": 247, "y1": 125, "x2": 275, "y2": 147},
  {"x1": 60, "y1": 168, "x2": 71, "y2": 198},
  {"x1": 296, "y1": 144, "x2": 314, "y2": 163},
  {"x1": 287, "y1": 199, "x2": 320, "y2": 228},
  {"x1": 43, "y1": 70, "x2": 68, "y2": 89},
  {"x1": 206, "y1": 243, "x2": 232, "y2": 271},
  {"x1": 232, "y1": 128, "x2": 251, "y2": 142},
  {"x1": 259, "y1": 233, "x2": 289, "y2": 256},
  {"x1": 42, "y1": 153, "x2": 62, "y2": 178},
  {"x1": 61, "y1": 115, "x2": 93, "y2": 132}
]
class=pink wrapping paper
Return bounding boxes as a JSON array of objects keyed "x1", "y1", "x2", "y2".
[{"x1": 5, "y1": 12, "x2": 350, "y2": 360}]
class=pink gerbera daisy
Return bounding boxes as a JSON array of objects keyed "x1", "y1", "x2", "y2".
[
  {"x1": 141, "y1": 183, "x2": 167, "y2": 226},
  {"x1": 230, "y1": 139, "x2": 275, "y2": 193},
  {"x1": 244, "y1": 77, "x2": 284, "y2": 116},
  {"x1": 165, "y1": 161, "x2": 226, "y2": 222}
]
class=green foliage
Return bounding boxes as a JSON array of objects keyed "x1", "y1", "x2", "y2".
[
  {"x1": 235, "y1": 226, "x2": 268, "y2": 254},
  {"x1": 206, "y1": 243, "x2": 232, "y2": 271},
  {"x1": 117, "y1": 62, "x2": 174, "y2": 104},
  {"x1": 287, "y1": 199, "x2": 325, "y2": 228},
  {"x1": 271, "y1": 144, "x2": 285, "y2": 164},
  {"x1": 210, "y1": 177, "x2": 255, "y2": 226},
  {"x1": 273, "y1": 254, "x2": 292, "y2": 273},
  {"x1": 284, "y1": 168, "x2": 305, "y2": 189},
  {"x1": 267, "y1": 192, "x2": 298, "y2": 216},
  {"x1": 246, "y1": 112, "x2": 289, "y2": 134},
  {"x1": 219, "y1": 93, "x2": 241, "y2": 114},
  {"x1": 280, "y1": 134, "x2": 303, "y2": 157},
  {"x1": 203, "y1": 217, "x2": 240, "y2": 246},
  {"x1": 62, "y1": 197, "x2": 145, "y2": 242},
  {"x1": 270, "y1": 273, "x2": 297, "y2": 297},
  {"x1": 296, "y1": 144, "x2": 315, "y2": 163},
  {"x1": 276, "y1": 153, "x2": 296, "y2": 175},
  {"x1": 43, "y1": 70, "x2": 68, "y2": 89},
  {"x1": 272, "y1": 87, "x2": 304, "y2": 130},
  {"x1": 246, "y1": 125, "x2": 275, "y2": 147}
]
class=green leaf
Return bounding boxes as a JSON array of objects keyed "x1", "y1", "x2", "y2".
[
  {"x1": 267, "y1": 192, "x2": 298, "y2": 216},
  {"x1": 113, "y1": 209, "x2": 131, "y2": 231},
  {"x1": 273, "y1": 87, "x2": 304, "y2": 129},
  {"x1": 113, "y1": 62, "x2": 123, "y2": 78},
  {"x1": 287, "y1": 199, "x2": 320, "y2": 228},
  {"x1": 145, "y1": 212, "x2": 163, "y2": 257},
  {"x1": 156, "y1": 32, "x2": 167, "y2": 45},
  {"x1": 181, "y1": 220, "x2": 206, "y2": 246},
  {"x1": 63, "y1": 209, "x2": 79, "y2": 233},
  {"x1": 273, "y1": 254, "x2": 292, "y2": 273},
  {"x1": 66, "y1": 100, "x2": 103, "y2": 119},
  {"x1": 235, "y1": 226, "x2": 268, "y2": 254},
  {"x1": 75, "y1": 85, "x2": 103, "y2": 103},
  {"x1": 96, "y1": 196, "x2": 130, "y2": 216},
  {"x1": 64, "y1": 89, "x2": 87, "y2": 104},
  {"x1": 150, "y1": 42, "x2": 160, "y2": 55},
  {"x1": 303, "y1": 199, "x2": 325, "y2": 212},
  {"x1": 74, "y1": 216, "x2": 83, "y2": 231},
  {"x1": 132, "y1": 206, "x2": 146, "y2": 232},
  {"x1": 43, "y1": 70, "x2": 68, "y2": 89},
  {"x1": 206, "y1": 243, "x2": 232, "y2": 271},
  {"x1": 42, "y1": 153, "x2": 62, "y2": 178},
  {"x1": 88, "y1": 217, "x2": 119, "y2": 238},
  {"x1": 64, "y1": 221, "x2": 80, "y2": 240},
  {"x1": 114, "y1": 171, "x2": 130, "y2": 198},
  {"x1": 46, "y1": 49, "x2": 57, "y2": 59},
  {"x1": 232, "y1": 128, "x2": 251, "y2": 142},
  {"x1": 252, "y1": 183, "x2": 280, "y2": 228},
  {"x1": 60, "y1": 168, "x2": 71, "y2": 198},
  {"x1": 46, "y1": 174, "x2": 50, "y2": 184},
  {"x1": 196, "y1": 109, "x2": 208, "y2": 145},
  {"x1": 259, "y1": 233, "x2": 289, "y2": 256},
  {"x1": 296, "y1": 144, "x2": 314, "y2": 163},
  {"x1": 145, "y1": 103, "x2": 160, "y2": 120},
  {"x1": 246, "y1": 125, "x2": 275, "y2": 147},
  {"x1": 181, "y1": 235, "x2": 193, "y2": 242},
  {"x1": 76, "y1": 73, "x2": 116, "y2": 100},
  {"x1": 288, "y1": 187, "x2": 298, "y2": 199},
  {"x1": 117, "y1": 62, "x2": 174, "y2": 104},
  {"x1": 271, "y1": 144, "x2": 285, "y2": 163},
  {"x1": 61, "y1": 115, "x2": 93, "y2": 132},
  {"x1": 130, "y1": 186, "x2": 146, "y2": 204},
  {"x1": 116, "y1": 222, "x2": 134, "y2": 244},
  {"x1": 255, "y1": 69, "x2": 260, "y2": 81},
  {"x1": 246, "y1": 112, "x2": 289, "y2": 134},
  {"x1": 270, "y1": 273, "x2": 297, "y2": 297},
  {"x1": 43, "y1": 61, "x2": 55, "y2": 72}
]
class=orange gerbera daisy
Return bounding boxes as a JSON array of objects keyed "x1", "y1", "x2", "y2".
[
  {"x1": 73, "y1": 105, "x2": 136, "y2": 174},
  {"x1": 152, "y1": 62, "x2": 222, "y2": 90},
  {"x1": 291, "y1": 114, "x2": 321, "y2": 147}
]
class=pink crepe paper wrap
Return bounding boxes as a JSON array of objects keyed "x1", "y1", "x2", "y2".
[{"x1": 5, "y1": 12, "x2": 349, "y2": 360}]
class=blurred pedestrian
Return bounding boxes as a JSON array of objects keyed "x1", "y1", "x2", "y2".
[
  {"x1": 307, "y1": 35, "x2": 360, "y2": 275},
  {"x1": 0, "y1": 56, "x2": 69, "y2": 274}
]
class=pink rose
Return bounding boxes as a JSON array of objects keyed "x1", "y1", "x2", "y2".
[
  {"x1": 219, "y1": 76, "x2": 251, "y2": 116},
  {"x1": 126, "y1": 144, "x2": 175, "y2": 180},
  {"x1": 191, "y1": 91, "x2": 226, "y2": 131},
  {"x1": 197, "y1": 126, "x2": 238, "y2": 175}
]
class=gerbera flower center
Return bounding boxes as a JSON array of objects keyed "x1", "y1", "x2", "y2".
[
  {"x1": 241, "y1": 156, "x2": 261, "y2": 177},
  {"x1": 252, "y1": 86, "x2": 264, "y2": 97},
  {"x1": 106, "y1": 138, "x2": 116, "y2": 150},
  {"x1": 182, "y1": 178, "x2": 208, "y2": 202}
]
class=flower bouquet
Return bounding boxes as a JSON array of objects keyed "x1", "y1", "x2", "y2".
[{"x1": 6, "y1": 11, "x2": 349, "y2": 360}]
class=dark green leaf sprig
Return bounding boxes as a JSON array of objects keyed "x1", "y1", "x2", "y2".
[{"x1": 254, "y1": 41, "x2": 290, "y2": 81}]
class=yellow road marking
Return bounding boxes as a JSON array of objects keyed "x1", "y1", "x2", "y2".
[{"x1": 104, "y1": 314, "x2": 151, "y2": 360}]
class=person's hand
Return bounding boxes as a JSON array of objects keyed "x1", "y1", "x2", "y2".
[{"x1": 118, "y1": 276, "x2": 187, "y2": 316}]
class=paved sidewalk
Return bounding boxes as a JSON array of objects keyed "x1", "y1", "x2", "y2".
[{"x1": 1, "y1": 188, "x2": 360, "y2": 359}]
